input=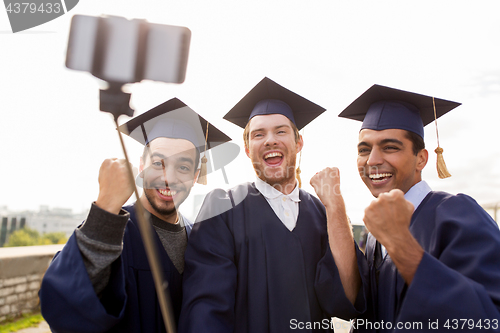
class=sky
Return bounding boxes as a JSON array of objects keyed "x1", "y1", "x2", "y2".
[{"x1": 1, "y1": 1, "x2": 500, "y2": 224}]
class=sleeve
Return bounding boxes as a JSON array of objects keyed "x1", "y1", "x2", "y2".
[
  {"x1": 179, "y1": 190, "x2": 238, "y2": 333},
  {"x1": 76, "y1": 203, "x2": 129, "y2": 296},
  {"x1": 39, "y1": 203, "x2": 129, "y2": 333},
  {"x1": 395, "y1": 194, "x2": 500, "y2": 331},
  {"x1": 315, "y1": 241, "x2": 369, "y2": 320}
]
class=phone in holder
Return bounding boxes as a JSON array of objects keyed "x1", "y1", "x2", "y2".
[{"x1": 65, "y1": 15, "x2": 191, "y2": 84}]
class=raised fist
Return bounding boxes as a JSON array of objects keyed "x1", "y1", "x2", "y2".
[{"x1": 95, "y1": 158, "x2": 137, "y2": 214}]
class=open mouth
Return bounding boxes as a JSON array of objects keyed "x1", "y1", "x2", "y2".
[
  {"x1": 368, "y1": 173, "x2": 393, "y2": 184},
  {"x1": 263, "y1": 151, "x2": 283, "y2": 166}
]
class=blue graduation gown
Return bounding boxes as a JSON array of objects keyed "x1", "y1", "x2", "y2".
[
  {"x1": 345, "y1": 192, "x2": 500, "y2": 332},
  {"x1": 180, "y1": 183, "x2": 357, "y2": 333},
  {"x1": 40, "y1": 204, "x2": 193, "y2": 333}
]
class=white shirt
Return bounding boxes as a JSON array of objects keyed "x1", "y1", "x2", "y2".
[
  {"x1": 381, "y1": 180, "x2": 432, "y2": 256},
  {"x1": 405, "y1": 180, "x2": 432, "y2": 211},
  {"x1": 254, "y1": 177, "x2": 301, "y2": 231}
]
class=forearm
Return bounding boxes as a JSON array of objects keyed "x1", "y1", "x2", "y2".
[
  {"x1": 326, "y1": 208, "x2": 361, "y2": 305},
  {"x1": 384, "y1": 232, "x2": 424, "y2": 285},
  {"x1": 76, "y1": 203, "x2": 129, "y2": 296}
]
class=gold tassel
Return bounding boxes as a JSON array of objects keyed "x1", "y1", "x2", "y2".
[
  {"x1": 197, "y1": 155, "x2": 208, "y2": 185},
  {"x1": 196, "y1": 121, "x2": 210, "y2": 185},
  {"x1": 296, "y1": 166, "x2": 302, "y2": 188},
  {"x1": 435, "y1": 147, "x2": 451, "y2": 179},
  {"x1": 296, "y1": 128, "x2": 304, "y2": 188},
  {"x1": 432, "y1": 97, "x2": 451, "y2": 179}
]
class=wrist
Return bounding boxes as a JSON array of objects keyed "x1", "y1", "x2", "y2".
[
  {"x1": 95, "y1": 197, "x2": 122, "y2": 215},
  {"x1": 386, "y1": 235, "x2": 424, "y2": 285},
  {"x1": 383, "y1": 232, "x2": 424, "y2": 265},
  {"x1": 323, "y1": 197, "x2": 346, "y2": 213}
]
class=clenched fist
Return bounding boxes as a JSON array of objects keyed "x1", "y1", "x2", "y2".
[
  {"x1": 310, "y1": 167, "x2": 346, "y2": 214},
  {"x1": 363, "y1": 189, "x2": 414, "y2": 251},
  {"x1": 96, "y1": 158, "x2": 137, "y2": 215},
  {"x1": 363, "y1": 189, "x2": 424, "y2": 284}
]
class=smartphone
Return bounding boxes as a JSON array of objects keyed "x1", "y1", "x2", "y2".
[{"x1": 66, "y1": 15, "x2": 191, "y2": 84}]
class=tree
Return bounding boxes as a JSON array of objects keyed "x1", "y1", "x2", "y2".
[
  {"x1": 42, "y1": 232, "x2": 67, "y2": 244},
  {"x1": 5, "y1": 228, "x2": 40, "y2": 246},
  {"x1": 4, "y1": 228, "x2": 68, "y2": 247}
]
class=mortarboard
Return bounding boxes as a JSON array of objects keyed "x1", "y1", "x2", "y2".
[
  {"x1": 223, "y1": 77, "x2": 326, "y2": 130},
  {"x1": 118, "y1": 97, "x2": 232, "y2": 185},
  {"x1": 224, "y1": 77, "x2": 327, "y2": 187},
  {"x1": 338, "y1": 84, "x2": 461, "y2": 178}
]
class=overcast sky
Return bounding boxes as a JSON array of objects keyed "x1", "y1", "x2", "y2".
[{"x1": 1, "y1": 1, "x2": 499, "y2": 224}]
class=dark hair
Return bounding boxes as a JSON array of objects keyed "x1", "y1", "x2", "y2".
[
  {"x1": 404, "y1": 131, "x2": 425, "y2": 156},
  {"x1": 243, "y1": 117, "x2": 300, "y2": 149},
  {"x1": 142, "y1": 143, "x2": 201, "y2": 174}
]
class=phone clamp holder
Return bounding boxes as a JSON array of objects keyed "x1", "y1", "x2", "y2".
[{"x1": 99, "y1": 83, "x2": 134, "y2": 120}]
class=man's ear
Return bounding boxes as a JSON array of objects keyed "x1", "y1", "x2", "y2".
[
  {"x1": 296, "y1": 135, "x2": 304, "y2": 154},
  {"x1": 139, "y1": 157, "x2": 145, "y2": 173},
  {"x1": 416, "y1": 148, "x2": 428, "y2": 172},
  {"x1": 245, "y1": 145, "x2": 250, "y2": 158},
  {"x1": 193, "y1": 168, "x2": 201, "y2": 186}
]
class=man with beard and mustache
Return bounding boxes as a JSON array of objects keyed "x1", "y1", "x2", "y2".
[
  {"x1": 40, "y1": 98, "x2": 231, "y2": 333},
  {"x1": 311, "y1": 85, "x2": 500, "y2": 332},
  {"x1": 180, "y1": 78, "x2": 360, "y2": 333}
]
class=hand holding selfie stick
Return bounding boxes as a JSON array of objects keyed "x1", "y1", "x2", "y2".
[{"x1": 66, "y1": 14, "x2": 191, "y2": 333}]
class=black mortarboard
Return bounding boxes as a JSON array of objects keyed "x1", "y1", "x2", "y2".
[
  {"x1": 118, "y1": 97, "x2": 232, "y2": 185},
  {"x1": 338, "y1": 84, "x2": 461, "y2": 139},
  {"x1": 119, "y1": 98, "x2": 230, "y2": 152},
  {"x1": 223, "y1": 77, "x2": 326, "y2": 130}
]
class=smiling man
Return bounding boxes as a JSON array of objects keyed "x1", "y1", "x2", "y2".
[
  {"x1": 39, "y1": 98, "x2": 231, "y2": 333},
  {"x1": 179, "y1": 78, "x2": 357, "y2": 333},
  {"x1": 313, "y1": 85, "x2": 500, "y2": 332}
]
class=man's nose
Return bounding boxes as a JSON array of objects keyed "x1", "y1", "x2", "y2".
[
  {"x1": 160, "y1": 164, "x2": 177, "y2": 184},
  {"x1": 264, "y1": 133, "x2": 278, "y2": 146},
  {"x1": 366, "y1": 148, "x2": 383, "y2": 166}
]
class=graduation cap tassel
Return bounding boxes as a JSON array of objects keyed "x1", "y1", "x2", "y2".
[
  {"x1": 296, "y1": 167, "x2": 302, "y2": 188},
  {"x1": 296, "y1": 129, "x2": 304, "y2": 188},
  {"x1": 197, "y1": 156, "x2": 208, "y2": 185},
  {"x1": 432, "y1": 97, "x2": 451, "y2": 179},
  {"x1": 197, "y1": 121, "x2": 210, "y2": 185}
]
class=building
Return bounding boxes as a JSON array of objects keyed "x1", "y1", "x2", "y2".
[{"x1": 0, "y1": 206, "x2": 88, "y2": 246}]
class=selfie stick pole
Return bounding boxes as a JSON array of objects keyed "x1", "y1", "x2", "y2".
[{"x1": 100, "y1": 84, "x2": 176, "y2": 333}]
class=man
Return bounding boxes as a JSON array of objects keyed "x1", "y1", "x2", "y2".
[
  {"x1": 40, "y1": 98, "x2": 231, "y2": 333},
  {"x1": 180, "y1": 78, "x2": 358, "y2": 333},
  {"x1": 311, "y1": 85, "x2": 500, "y2": 332}
]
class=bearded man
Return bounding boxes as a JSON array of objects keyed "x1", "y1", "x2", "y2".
[
  {"x1": 180, "y1": 78, "x2": 359, "y2": 333},
  {"x1": 40, "y1": 98, "x2": 231, "y2": 333}
]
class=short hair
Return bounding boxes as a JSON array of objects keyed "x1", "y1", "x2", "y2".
[
  {"x1": 243, "y1": 117, "x2": 300, "y2": 149},
  {"x1": 142, "y1": 143, "x2": 201, "y2": 174},
  {"x1": 404, "y1": 130, "x2": 425, "y2": 156}
]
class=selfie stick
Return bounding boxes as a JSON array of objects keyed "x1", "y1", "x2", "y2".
[{"x1": 100, "y1": 83, "x2": 176, "y2": 333}]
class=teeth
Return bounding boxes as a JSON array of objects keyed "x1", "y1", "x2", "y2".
[
  {"x1": 369, "y1": 173, "x2": 393, "y2": 182},
  {"x1": 158, "y1": 189, "x2": 177, "y2": 196},
  {"x1": 264, "y1": 152, "x2": 283, "y2": 159}
]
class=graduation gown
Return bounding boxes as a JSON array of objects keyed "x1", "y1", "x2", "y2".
[
  {"x1": 338, "y1": 192, "x2": 500, "y2": 332},
  {"x1": 40, "y1": 205, "x2": 193, "y2": 333},
  {"x1": 179, "y1": 182, "x2": 357, "y2": 333}
]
